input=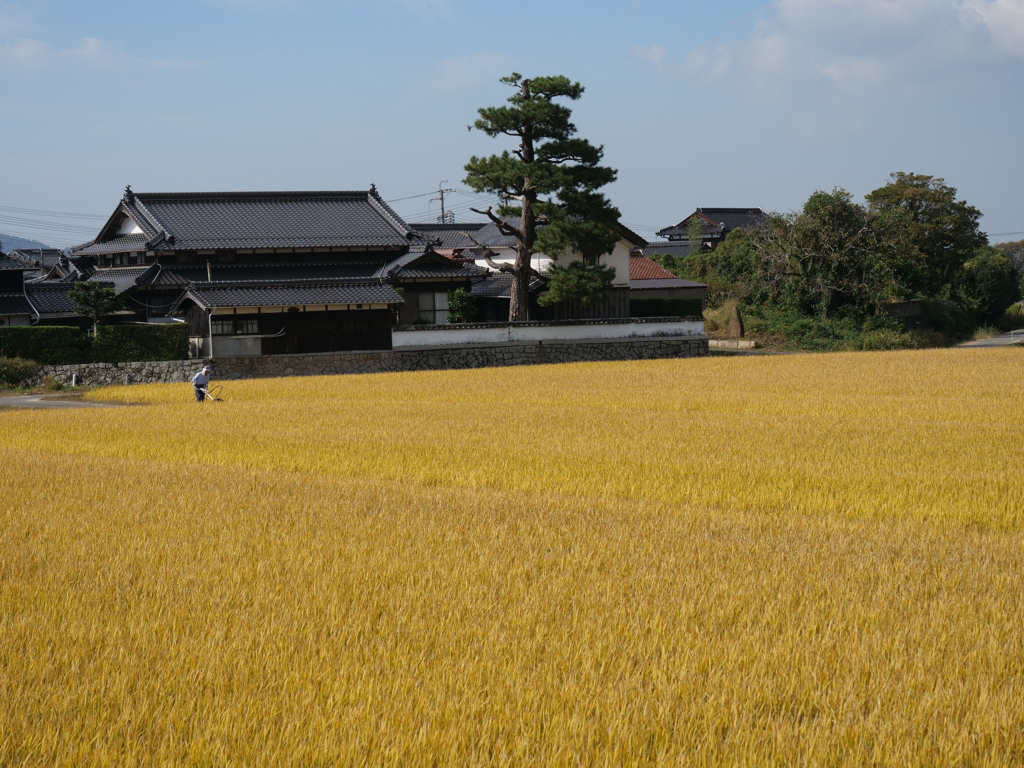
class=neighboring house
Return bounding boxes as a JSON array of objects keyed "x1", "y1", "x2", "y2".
[
  {"x1": 7, "y1": 248, "x2": 65, "y2": 280},
  {"x1": 409, "y1": 219, "x2": 647, "y2": 320},
  {"x1": 66, "y1": 187, "x2": 497, "y2": 357},
  {"x1": 629, "y1": 254, "x2": 706, "y2": 307},
  {"x1": 0, "y1": 255, "x2": 34, "y2": 327},
  {"x1": 654, "y1": 207, "x2": 767, "y2": 250}
]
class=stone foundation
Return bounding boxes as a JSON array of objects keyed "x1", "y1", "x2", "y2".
[{"x1": 30, "y1": 336, "x2": 709, "y2": 386}]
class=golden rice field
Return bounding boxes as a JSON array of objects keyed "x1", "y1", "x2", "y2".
[{"x1": 2, "y1": 347, "x2": 1023, "y2": 766}]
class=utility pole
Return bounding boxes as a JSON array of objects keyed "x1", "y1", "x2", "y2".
[{"x1": 431, "y1": 180, "x2": 456, "y2": 224}]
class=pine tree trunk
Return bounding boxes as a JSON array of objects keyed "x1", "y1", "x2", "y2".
[{"x1": 509, "y1": 188, "x2": 536, "y2": 322}]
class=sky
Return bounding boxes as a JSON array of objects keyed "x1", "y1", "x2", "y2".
[{"x1": 1, "y1": 0, "x2": 1022, "y2": 248}]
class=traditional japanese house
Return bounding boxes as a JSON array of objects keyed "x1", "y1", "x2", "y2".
[
  {"x1": 69, "y1": 187, "x2": 435, "y2": 356},
  {"x1": 409, "y1": 219, "x2": 646, "y2": 321}
]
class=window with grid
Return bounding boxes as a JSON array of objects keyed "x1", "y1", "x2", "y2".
[
  {"x1": 417, "y1": 292, "x2": 450, "y2": 324},
  {"x1": 212, "y1": 318, "x2": 259, "y2": 335}
]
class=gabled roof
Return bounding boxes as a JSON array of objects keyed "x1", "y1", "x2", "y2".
[
  {"x1": 657, "y1": 208, "x2": 766, "y2": 240},
  {"x1": 75, "y1": 188, "x2": 421, "y2": 255},
  {"x1": 169, "y1": 283, "x2": 403, "y2": 312},
  {"x1": 383, "y1": 250, "x2": 488, "y2": 280}
]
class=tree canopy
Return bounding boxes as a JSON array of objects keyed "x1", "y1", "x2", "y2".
[
  {"x1": 68, "y1": 281, "x2": 121, "y2": 335},
  {"x1": 464, "y1": 74, "x2": 620, "y2": 320}
]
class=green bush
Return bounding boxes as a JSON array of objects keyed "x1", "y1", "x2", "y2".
[
  {"x1": 0, "y1": 324, "x2": 189, "y2": 365},
  {"x1": 91, "y1": 324, "x2": 189, "y2": 363},
  {"x1": 0, "y1": 326, "x2": 91, "y2": 364},
  {"x1": 919, "y1": 299, "x2": 974, "y2": 340},
  {"x1": 447, "y1": 287, "x2": 479, "y2": 323},
  {"x1": 0, "y1": 356, "x2": 38, "y2": 387},
  {"x1": 743, "y1": 307, "x2": 930, "y2": 352},
  {"x1": 631, "y1": 297, "x2": 704, "y2": 318}
]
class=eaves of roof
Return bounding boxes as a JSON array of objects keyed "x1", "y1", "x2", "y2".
[
  {"x1": 169, "y1": 282, "x2": 404, "y2": 313},
  {"x1": 0, "y1": 294, "x2": 33, "y2": 315}
]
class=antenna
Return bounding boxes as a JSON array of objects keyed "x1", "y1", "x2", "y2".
[{"x1": 431, "y1": 180, "x2": 456, "y2": 224}]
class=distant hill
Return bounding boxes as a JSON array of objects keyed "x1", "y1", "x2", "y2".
[{"x1": 0, "y1": 232, "x2": 57, "y2": 252}]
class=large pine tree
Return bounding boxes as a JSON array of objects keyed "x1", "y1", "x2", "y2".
[{"x1": 464, "y1": 74, "x2": 620, "y2": 320}]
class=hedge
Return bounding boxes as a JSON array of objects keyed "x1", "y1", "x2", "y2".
[
  {"x1": 0, "y1": 324, "x2": 189, "y2": 365},
  {"x1": 0, "y1": 326, "x2": 91, "y2": 364},
  {"x1": 630, "y1": 297, "x2": 704, "y2": 318},
  {"x1": 91, "y1": 324, "x2": 190, "y2": 363}
]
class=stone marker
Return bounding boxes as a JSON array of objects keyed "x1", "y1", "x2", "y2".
[{"x1": 728, "y1": 305, "x2": 745, "y2": 339}]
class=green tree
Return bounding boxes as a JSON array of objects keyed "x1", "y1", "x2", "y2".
[
  {"x1": 537, "y1": 261, "x2": 616, "y2": 307},
  {"x1": 865, "y1": 173, "x2": 986, "y2": 299},
  {"x1": 464, "y1": 73, "x2": 620, "y2": 320},
  {"x1": 68, "y1": 281, "x2": 121, "y2": 335},
  {"x1": 446, "y1": 287, "x2": 478, "y2": 323},
  {"x1": 961, "y1": 246, "x2": 1021, "y2": 324}
]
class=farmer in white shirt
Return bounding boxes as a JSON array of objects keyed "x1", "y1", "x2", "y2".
[{"x1": 192, "y1": 366, "x2": 212, "y2": 402}]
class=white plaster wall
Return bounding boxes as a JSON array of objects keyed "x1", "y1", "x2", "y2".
[
  {"x1": 471, "y1": 237, "x2": 633, "y2": 286},
  {"x1": 1, "y1": 315, "x2": 31, "y2": 327},
  {"x1": 393, "y1": 319, "x2": 704, "y2": 347}
]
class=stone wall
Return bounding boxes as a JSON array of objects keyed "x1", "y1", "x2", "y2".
[{"x1": 30, "y1": 336, "x2": 708, "y2": 386}]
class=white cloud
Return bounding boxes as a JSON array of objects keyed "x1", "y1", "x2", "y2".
[
  {"x1": 961, "y1": 0, "x2": 1024, "y2": 57},
  {"x1": 630, "y1": 43, "x2": 666, "y2": 75},
  {"x1": 0, "y1": 35, "x2": 199, "y2": 72},
  {"x1": 680, "y1": 45, "x2": 731, "y2": 79},
  {"x1": 436, "y1": 52, "x2": 514, "y2": 91},
  {"x1": 693, "y1": 0, "x2": 1024, "y2": 107}
]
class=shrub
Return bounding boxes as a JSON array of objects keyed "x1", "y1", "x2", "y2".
[
  {"x1": 43, "y1": 376, "x2": 64, "y2": 391},
  {"x1": 999, "y1": 303, "x2": 1024, "y2": 331},
  {"x1": 919, "y1": 299, "x2": 974, "y2": 340},
  {"x1": 447, "y1": 288, "x2": 478, "y2": 323},
  {"x1": 0, "y1": 356, "x2": 38, "y2": 387},
  {"x1": 631, "y1": 297, "x2": 704, "y2": 318},
  {"x1": 91, "y1": 324, "x2": 189, "y2": 363}
]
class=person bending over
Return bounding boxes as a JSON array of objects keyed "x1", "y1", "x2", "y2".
[{"x1": 192, "y1": 366, "x2": 212, "y2": 402}]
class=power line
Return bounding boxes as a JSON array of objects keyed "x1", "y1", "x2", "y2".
[{"x1": 0, "y1": 204, "x2": 107, "y2": 220}]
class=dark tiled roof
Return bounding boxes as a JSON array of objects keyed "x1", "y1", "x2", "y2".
[
  {"x1": 145, "y1": 263, "x2": 386, "y2": 285},
  {"x1": 409, "y1": 223, "x2": 489, "y2": 249},
  {"x1": 470, "y1": 273, "x2": 545, "y2": 299},
  {"x1": 640, "y1": 242, "x2": 703, "y2": 259},
  {"x1": 88, "y1": 267, "x2": 151, "y2": 296},
  {"x1": 696, "y1": 208, "x2": 766, "y2": 231},
  {"x1": 7, "y1": 249, "x2": 64, "y2": 268},
  {"x1": 25, "y1": 284, "x2": 84, "y2": 315},
  {"x1": 383, "y1": 251, "x2": 487, "y2": 280},
  {"x1": 629, "y1": 255, "x2": 679, "y2": 281},
  {"x1": 72, "y1": 234, "x2": 149, "y2": 256},
  {"x1": 411, "y1": 220, "x2": 521, "y2": 249},
  {"x1": 0, "y1": 294, "x2": 33, "y2": 315},
  {"x1": 173, "y1": 283, "x2": 404, "y2": 311},
  {"x1": 657, "y1": 208, "x2": 766, "y2": 240},
  {"x1": 631, "y1": 278, "x2": 706, "y2": 290},
  {"x1": 0, "y1": 256, "x2": 30, "y2": 271},
  {"x1": 83, "y1": 190, "x2": 420, "y2": 252}
]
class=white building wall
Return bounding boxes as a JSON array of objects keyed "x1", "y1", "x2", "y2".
[
  {"x1": 393, "y1": 318, "x2": 704, "y2": 347},
  {"x1": 471, "y1": 237, "x2": 633, "y2": 286}
]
